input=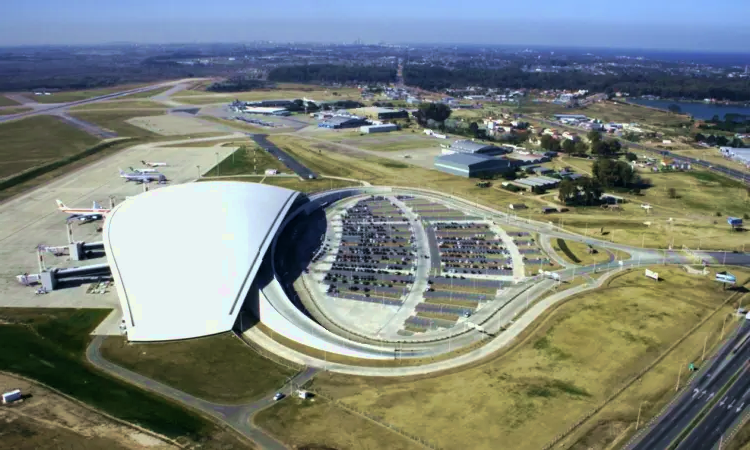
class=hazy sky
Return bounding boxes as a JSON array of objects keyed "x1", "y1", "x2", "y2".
[{"x1": 2, "y1": 0, "x2": 749, "y2": 51}]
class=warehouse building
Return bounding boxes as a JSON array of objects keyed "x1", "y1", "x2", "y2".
[
  {"x1": 247, "y1": 99, "x2": 294, "y2": 107},
  {"x1": 434, "y1": 153, "x2": 513, "y2": 178},
  {"x1": 720, "y1": 147, "x2": 750, "y2": 165},
  {"x1": 242, "y1": 107, "x2": 291, "y2": 116},
  {"x1": 443, "y1": 140, "x2": 512, "y2": 156},
  {"x1": 318, "y1": 116, "x2": 368, "y2": 129},
  {"x1": 360, "y1": 124, "x2": 398, "y2": 134}
]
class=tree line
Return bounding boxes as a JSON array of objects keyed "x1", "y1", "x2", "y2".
[
  {"x1": 267, "y1": 64, "x2": 397, "y2": 84},
  {"x1": 403, "y1": 65, "x2": 750, "y2": 101}
]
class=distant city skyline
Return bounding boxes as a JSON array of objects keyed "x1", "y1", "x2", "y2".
[{"x1": 1, "y1": 0, "x2": 749, "y2": 52}]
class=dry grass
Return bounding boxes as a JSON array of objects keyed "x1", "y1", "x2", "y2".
[
  {"x1": 262, "y1": 177, "x2": 361, "y2": 193},
  {"x1": 0, "y1": 106, "x2": 32, "y2": 116},
  {"x1": 21, "y1": 83, "x2": 153, "y2": 104},
  {"x1": 255, "y1": 396, "x2": 422, "y2": 450},
  {"x1": 0, "y1": 95, "x2": 21, "y2": 106},
  {"x1": 100, "y1": 333, "x2": 295, "y2": 404},
  {"x1": 555, "y1": 239, "x2": 625, "y2": 266},
  {"x1": 66, "y1": 110, "x2": 167, "y2": 138},
  {"x1": 173, "y1": 85, "x2": 362, "y2": 105},
  {"x1": 302, "y1": 266, "x2": 750, "y2": 450}
]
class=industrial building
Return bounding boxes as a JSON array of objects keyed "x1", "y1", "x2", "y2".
[
  {"x1": 720, "y1": 147, "x2": 750, "y2": 165},
  {"x1": 103, "y1": 181, "x2": 300, "y2": 341},
  {"x1": 360, "y1": 124, "x2": 398, "y2": 134},
  {"x1": 512, "y1": 176, "x2": 560, "y2": 191},
  {"x1": 242, "y1": 107, "x2": 291, "y2": 116},
  {"x1": 434, "y1": 153, "x2": 513, "y2": 178},
  {"x1": 247, "y1": 99, "x2": 294, "y2": 108},
  {"x1": 318, "y1": 116, "x2": 368, "y2": 129},
  {"x1": 358, "y1": 107, "x2": 409, "y2": 120},
  {"x1": 442, "y1": 140, "x2": 512, "y2": 156}
]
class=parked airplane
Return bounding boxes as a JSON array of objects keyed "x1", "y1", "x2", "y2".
[
  {"x1": 129, "y1": 166, "x2": 159, "y2": 174},
  {"x1": 56, "y1": 200, "x2": 109, "y2": 216},
  {"x1": 141, "y1": 160, "x2": 167, "y2": 167},
  {"x1": 119, "y1": 169, "x2": 167, "y2": 184}
]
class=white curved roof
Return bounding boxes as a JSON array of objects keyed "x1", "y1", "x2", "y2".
[{"x1": 103, "y1": 181, "x2": 299, "y2": 341}]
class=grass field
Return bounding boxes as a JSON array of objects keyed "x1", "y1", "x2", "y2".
[
  {"x1": 21, "y1": 84, "x2": 152, "y2": 104},
  {"x1": 726, "y1": 421, "x2": 750, "y2": 450},
  {"x1": 587, "y1": 101, "x2": 692, "y2": 128},
  {"x1": 198, "y1": 115, "x2": 272, "y2": 133},
  {"x1": 203, "y1": 144, "x2": 287, "y2": 176},
  {"x1": 0, "y1": 116, "x2": 100, "y2": 179},
  {"x1": 0, "y1": 308, "x2": 215, "y2": 440},
  {"x1": 68, "y1": 100, "x2": 166, "y2": 111},
  {"x1": 267, "y1": 134, "x2": 550, "y2": 210},
  {"x1": 0, "y1": 106, "x2": 31, "y2": 116},
  {"x1": 555, "y1": 239, "x2": 616, "y2": 265},
  {"x1": 261, "y1": 176, "x2": 361, "y2": 193},
  {"x1": 255, "y1": 396, "x2": 422, "y2": 450},
  {"x1": 292, "y1": 267, "x2": 749, "y2": 450},
  {"x1": 118, "y1": 86, "x2": 174, "y2": 99},
  {"x1": 172, "y1": 85, "x2": 362, "y2": 105},
  {"x1": 67, "y1": 110, "x2": 167, "y2": 137},
  {"x1": 0, "y1": 95, "x2": 20, "y2": 106},
  {"x1": 100, "y1": 333, "x2": 295, "y2": 404}
]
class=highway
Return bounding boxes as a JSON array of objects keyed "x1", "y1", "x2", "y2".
[
  {"x1": 628, "y1": 322, "x2": 750, "y2": 450},
  {"x1": 250, "y1": 133, "x2": 317, "y2": 179}
]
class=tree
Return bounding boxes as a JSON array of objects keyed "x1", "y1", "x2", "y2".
[
  {"x1": 587, "y1": 130, "x2": 602, "y2": 143},
  {"x1": 623, "y1": 132, "x2": 641, "y2": 142},
  {"x1": 416, "y1": 103, "x2": 452, "y2": 125},
  {"x1": 540, "y1": 135, "x2": 562, "y2": 152},
  {"x1": 561, "y1": 139, "x2": 576, "y2": 154},
  {"x1": 558, "y1": 179, "x2": 577, "y2": 203},
  {"x1": 469, "y1": 122, "x2": 480, "y2": 138},
  {"x1": 667, "y1": 188, "x2": 678, "y2": 199},
  {"x1": 730, "y1": 137, "x2": 745, "y2": 148},
  {"x1": 668, "y1": 104, "x2": 682, "y2": 114},
  {"x1": 625, "y1": 152, "x2": 638, "y2": 162},
  {"x1": 592, "y1": 158, "x2": 636, "y2": 188},
  {"x1": 716, "y1": 135, "x2": 729, "y2": 146},
  {"x1": 694, "y1": 132, "x2": 706, "y2": 142},
  {"x1": 574, "y1": 141, "x2": 589, "y2": 154}
]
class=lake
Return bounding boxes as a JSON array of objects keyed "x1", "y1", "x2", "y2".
[{"x1": 628, "y1": 98, "x2": 750, "y2": 120}]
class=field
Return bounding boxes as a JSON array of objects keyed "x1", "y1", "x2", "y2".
[
  {"x1": 21, "y1": 84, "x2": 152, "y2": 104},
  {"x1": 100, "y1": 333, "x2": 296, "y2": 404},
  {"x1": 0, "y1": 308, "x2": 215, "y2": 440},
  {"x1": 255, "y1": 396, "x2": 422, "y2": 450},
  {"x1": 0, "y1": 116, "x2": 100, "y2": 179},
  {"x1": 204, "y1": 145, "x2": 289, "y2": 176},
  {"x1": 307, "y1": 128, "x2": 442, "y2": 152},
  {"x1": 266, "y1": 134, "x2": 550, "y2": 209},
  {"x1": 118, "y1": 86, "x2": 175, "y2": 99},
  {"x1": 586, "y1": 101, "x2": 692, "y2": 128},
  {"x1": 172, "y1": 85, "x2": 362, "y2": 106},
  {"x1": 68, "y1": 100, "x2": 166, "y2": 111},
  {"x1": 0, "y1": 95, "x2": 20, "y2": 106},
  {"x1": 280, "y1": 267, "x2": 750, "y2": 450},
  {"x1": 261, "y1": 176, "x2": 361, "y2": 193},
  {"x1": 67, "y1": 110, "x2": 167, "y2": 138},
  {"x1": 0, "y1": 106, "x2": 31, "y2": 116}
]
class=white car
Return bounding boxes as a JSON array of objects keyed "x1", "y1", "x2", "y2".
[{"x1": 273, "y1": 392, "x2": 285, "y2": 401}]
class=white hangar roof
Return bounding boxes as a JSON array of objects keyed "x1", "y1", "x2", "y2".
[{"x1": 103, "y1": 181, "x2": 299, "y2": 341}]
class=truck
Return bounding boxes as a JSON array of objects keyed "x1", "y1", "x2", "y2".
[{"x1": 2, "y1": 389, "x2": 21, "y2": 404}]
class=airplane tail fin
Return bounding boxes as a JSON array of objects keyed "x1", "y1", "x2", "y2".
[
  {"x1": 93, "y1": 201, "x2": 102, "y2": 210},
  {"x1": 56, "y1": 200, "x2": 66, "y2": 210}
]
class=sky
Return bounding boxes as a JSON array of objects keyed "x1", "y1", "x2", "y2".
[{"x1": 1, "y1": 0, "x2": 749, "y2": 51}]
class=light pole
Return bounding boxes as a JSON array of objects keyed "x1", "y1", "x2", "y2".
[
  {"x1": 215, "y1": 152, "x2": 220, "y2": 177},
  {"x1": 635, "y1": 400, "x2": 649, "y2": 430},
  {"x1": 196, "y1": 165, "x2": 201, "y2": 179}
]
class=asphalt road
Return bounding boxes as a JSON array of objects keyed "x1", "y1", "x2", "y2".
[
  {"x1": 250, "y1": 134, "x2": 316, "y2": 179},
  {"x1": 676, "y1": 365, "x2": 750, "y2": 450},
  {"x1": 87, "y1": 335, "x2": 318, "y2": 450},
  {"x1": 628, "y1": 322, "x2": 750, "y2": 450}
]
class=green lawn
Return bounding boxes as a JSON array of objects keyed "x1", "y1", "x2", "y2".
[
  {"x1": 0, "y1": 107, "x2": 31, "y2": 116},
  {"x1": 101, "y1": 333, "x2": 296, "y2": 404},
  {"x1": 67, "y1": 110, "x2": 166, "y2": 138},
  {"x1": 0, "y1": 95, "x2": 21, "y2": 106},
  {"x1": 22, "y1": 84, "x2": 153, "y2": 104},
  {"x1": 0, "y1": 309, "x2": 213, "y2": 440},
  {"x1": 0, "y1": 116, "x2": 100, "y2": 179},
  {"x1": 204, "y1": 145, "x2": 287, "y2": 176}
]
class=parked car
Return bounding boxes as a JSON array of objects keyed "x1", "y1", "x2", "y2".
[{"x1": 273, "y1": 392, "x2": 285, "y2": 401}]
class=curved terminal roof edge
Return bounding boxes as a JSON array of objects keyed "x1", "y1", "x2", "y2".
[{"x1": 104, "y1": 181, "x2": 299, "y2": 342}]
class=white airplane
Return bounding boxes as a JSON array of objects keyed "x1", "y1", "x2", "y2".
[
  {"x1": 56, "y1": 200, "x2": 108, "y2": 222},
  {"x1": 129, "y1": 166, "x2": 159, "y2": 174},
  {"x1": 141, "y1": 160, "x2": 167, "y2": 167},
  {"x1": 119, "y1": 169, "x2": 167, "y2": 184}
]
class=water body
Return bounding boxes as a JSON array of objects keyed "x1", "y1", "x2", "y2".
[{"x1": 629, "y1": 98, "x2": 750, "y2": 120}]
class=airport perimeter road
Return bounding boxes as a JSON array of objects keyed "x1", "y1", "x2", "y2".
[
  {"x1": 250, "y1": 134, "x2": 316, "y2": 179},
  {"x1": 676, "y1": 366, "x2": 750, "y2": 450},
  {"x1": 88, "y1": 335, "x2": 317, "y2": 450},
  {"x1": 627, "y1": 322, "x2": 750, "y2": 450}
]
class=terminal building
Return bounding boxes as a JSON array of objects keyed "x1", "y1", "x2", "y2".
[{"x1": 434, "y1": 153, "x2": 514, "y2": 178}]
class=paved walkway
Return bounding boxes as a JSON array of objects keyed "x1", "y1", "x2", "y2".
[
  {"x1": 87, "y1": 335, "x2": 318, "y2": 450},
  {"x1": 492, "y1": 223, "x2": 527, "y2": 278}
]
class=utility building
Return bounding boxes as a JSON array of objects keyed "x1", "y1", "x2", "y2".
[
  {"x1": 434, "y1": 153, "x2": 513, "y2": 178},
  {"x1": 360, "y1": 124, "x2": 398, "y2": 134}
]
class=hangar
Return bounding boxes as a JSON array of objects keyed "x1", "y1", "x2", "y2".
[
  {"x1": 434, "y1": 153, "x2": 514, "y2": 178},
  {"x1": 103, "y1": 181, "x2": 300, "y2": 341}
]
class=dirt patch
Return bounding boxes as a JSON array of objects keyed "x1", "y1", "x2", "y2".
[{"x1": 0, "y1": 372, "x2": 176, "y2": 449}]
